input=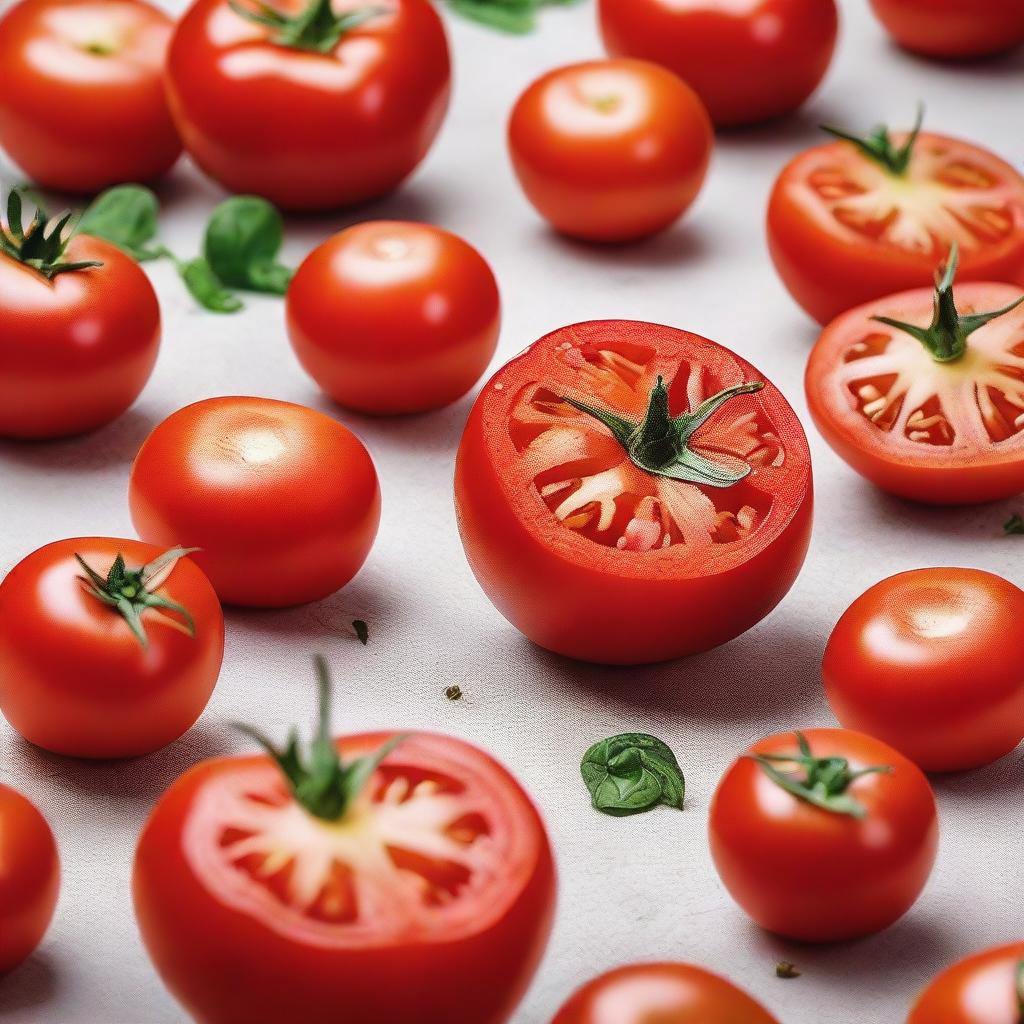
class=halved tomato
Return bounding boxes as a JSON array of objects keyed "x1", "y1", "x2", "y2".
[{"x1": 455, "y1": 320, "x2": 813, "y2": 665}]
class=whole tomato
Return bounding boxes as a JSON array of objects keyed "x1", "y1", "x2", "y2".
[
  {"x1": 455, "y1": 320, "x2": 813, "y2": 665},
  {"x1": 709, "y1": 729, "x2": 939, "y2": 942},
  {"x1": 129, "y1": 397, "x2": 381, "y2": 607},
  {"x1": 908, "y1": 942, "x2": 1024, "y2": 1024},
  {"x1": 507, "y1": 59, "x2": 712, "y2": 243},
  {"x1": 0, "y1": 0, "x2": 180, "y2": 192},
  {"x1": 0, "y1": 538, "x2": 224, "y2": 759},
  {"x1": 824, "y1": 569, "x2": 1024, "y2": 773},
  {"x1": 134, "y1": 659, "x2": 556, "y2": 1024},
  {"x1": 598, "y1": 0, "x2": 838, "y2": 127},
  {"x1": 165, "y1": 0, "x2": 451, "y2": 211},
  {"x1": 869, "y1": 0, "x2": 1024, "y2": 60},
  {"x1": 286, "y1": 221, "x2": 501, "y2": 414}
]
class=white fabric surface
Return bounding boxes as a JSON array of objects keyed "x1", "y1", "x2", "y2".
[{"x1": 1, "y1": 1, "x2": 1022, "y2": 1021}]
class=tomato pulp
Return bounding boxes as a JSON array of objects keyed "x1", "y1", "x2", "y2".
[
  {"x1": 455, "y1": 320, "x2": 813, "y2": 665},
  {"x1": 908, "y1": 942, "x2": 1024, "y2": 1024},
  {"x1": 869, "y1": 0, "x2": 1024, "y2": 60}
]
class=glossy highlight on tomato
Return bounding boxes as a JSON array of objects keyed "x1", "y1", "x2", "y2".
[
  {"x1": 869, "y1": 0, "x2": 1024, "y2": 60},
  {"x1": 908, "y1": 942, "x2": 1024, "y2": 1024}
]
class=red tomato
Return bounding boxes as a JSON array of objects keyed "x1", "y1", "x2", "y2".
[
  {"x1": 768, "y1": 121, "x2": 1024, "y2": 324},
  {"x1": 129, "y1": 397, "x2": 381, "y2": 607},
  {"x1": 598, "y1": 0, "x2": 838, "y2": 127},
  {"x1": 455, "y1": 320, "x2": 813, "y2": 665},
  {"x1": 0, "y1": 538, "x2": 224, "y2": 758},
  {"x1": 165, "y1": 0, "x2": 450, "y2": 211},
  {"x1": 824, "y1": 569, "x2": 1024, "y2": 773},
  {"x1": 869, "y1": 0, "x2": 1024, "y2": 60},
  {"x1": 507, "y1": 59, "x2": 712, "y2": 243},
  {"x1": 551, "y1": 962, "x2": 780, "y2": 1024},
  {"x1": 286, "y1": 221, "x2": 501, "y2": 414},
  {"x1": 0, "y1": 0, "x2": 180, "y2": 192},
  {"x1": 908, "y1": 942, "x2": 1024, "y2": 1024},
  {"x1": 0, "y1": 784, "x2": 59, "y2": 973},
  {"x1": 709, "y1": 728, "x2": 938, "y2": 942}
]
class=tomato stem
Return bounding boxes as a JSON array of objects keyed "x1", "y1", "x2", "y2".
[
  {"x1": 228, "y1": 0, "x2": 384, "y2": 53},
  {"x1": 821, "y1": 103, "x2": 924, "y2": 177},
  {"x1": 0, "y1": 189, "x2": 102, "y2": 279}
]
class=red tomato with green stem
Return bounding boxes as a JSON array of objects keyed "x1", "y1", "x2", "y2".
[
  {"x1": 908, "y1": 942, "x2": 1024, "y2": 1024},
  {"x1": 709, "y1": 729, "x2": 938, "y2": 942},
  {"x1": 768, "y1": 111, "x2": 1024, "y2": 324},
  {"x1": 507, "y1": 59, "x2": 713, "y2": 243},
  {"x1": 286, "y1": 221, "x2": 501, "y2": 415},
  {"x1": 165, "y1": 0, "x2": 450, "y2": 211},
  {"x1": 455, "y1": 320, "x2": 813, "y2": 665},
  {"x1": 133, "y1": 657, "x2": 556, "y2": 1024},
  {"x1": 0, "y1": 539, "x2": 224, "y2": 759},
  {"x1": 598, "y1": 0, "x2": 838, "y2": 127},
  {"x1": 869, "y1": 0, "x2": 1024, "y2": 60}
]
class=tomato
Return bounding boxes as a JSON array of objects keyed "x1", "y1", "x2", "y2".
[
  {"x1": 598, "y1": 0, "x2": 837, "y2": 127},
  {"x1": 908, "y1": 942, "x2": 1024, "y2": 1024},
  {"x1": 507, "y1": 59, "x2": 712, "y2": 243},
  {"x1": 128, "y1": 397, "x2": 381, "y2": 607},
  {"x1": 0, "y1": 538, "x2": 223, "y2": 758},
  {"x1": 869, "y1": 0, "x2": 1024, "y2": 60},
  {"x1": 0, "y1": 784, "x2": 59, "y2": 973},
  {"x1": 551, "y1": 962, "x2": 780, "y2": 1024},
  {"x1": 454, "y1": 320, "x2": 812, "y2": 665},
  {"x1": 824, "y1": 569, "x2": 1024, "y2": 774},
  {"x1": 286, "y1": 221, "x2": 501, "y2": 415},
  {"x1": 709, "y1": 728, "x2": 938, "y2": 942},
  {"x1": 768, "y1": 116, "x2": 1024, "y2": 324},
  {"x1": 165, "y1": 0, "x2": 450, "y2": 212},
  {"x1": 0, "y1": 0, "x2": 180, "y2": 193}
]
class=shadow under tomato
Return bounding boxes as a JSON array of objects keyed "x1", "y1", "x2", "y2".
[
  {"x1": 929, "y1": 745, "x2": 1024, "y2": 804},
  {"x1": 0, "y1": 952, "x2": 61, "y2": 1015}
]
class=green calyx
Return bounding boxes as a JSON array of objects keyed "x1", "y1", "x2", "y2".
[
  {"x1": 228, "y1": 0, "x2": 382, "y2": 53},
  {"x1": 237, "y1": 656, "x2": 406, "y2": 823},
  {"x1": 0, "y1": 189, "x2": 102, "y2": 279},
  {"x1": 564, "y1": 375, "x2": 765, "y2": 488},
  {"x1": 873, "y1": 242, "x2": 1024, "y2": 363},
  {"x1": 822, "y1": 104, "x2": 924, "y2": 177},
  {"x1": 747, "y1": 732, "x2": 892, "y2": 820},
  {"x1": 75, "y1": 547, "x2": 198, "y2": 648}
]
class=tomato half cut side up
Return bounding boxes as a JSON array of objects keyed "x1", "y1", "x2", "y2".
[{"x1": 455, "y1": 320, "x2": 813, "y2": 665}]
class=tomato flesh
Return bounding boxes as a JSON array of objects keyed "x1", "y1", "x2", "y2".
[{"x1": 908, "y1": 942, "x2": 1024, "y2": 1024}]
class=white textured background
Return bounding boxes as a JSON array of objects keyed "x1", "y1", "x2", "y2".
[{"x1": 1, "y1": 1, "x2": 1023, "y2": 1021}]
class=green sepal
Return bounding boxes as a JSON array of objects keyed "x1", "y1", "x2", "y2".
[
  {"x1": 822, "y1": 104, "x2": 924, "y2": 176},
  {"x1": 0, "y1": 188, "x2": 102, "y2": 279},
  {"x1": 581, "y1": 733, "x2": 685, "y2": 816},
  {"x1": 228, "y1": 0, "x2": 383, "y2": 53}
]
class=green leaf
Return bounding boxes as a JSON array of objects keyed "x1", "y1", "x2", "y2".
[
  {"x1": 581, "y1": 733, "x2": 685, "y2": 817},
  {"x1": 179, "y1": 257, "x2": 244, "y2": 314},
  {"x1": 446, "y1": 0, "x2": 580, "y2": 33},
  {"x1": 352, "y1": 619, "x2": 368, "y2": 645},
  {"x1": 78, "y1": 185, "x2": 162, "y2": 261},
  {"x1": 1005, "y1": 514, "x2": 1024, "y2": 536},
  {"x1": 203, "y1": 195, "x2": 294, "y2": 295}
]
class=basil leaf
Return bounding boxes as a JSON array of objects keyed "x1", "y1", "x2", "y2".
[
  {"x1": 1005, "y1": 514, "x2": 1024, "y2": 536},
  {"x1": 178, "y1": 257, "x2": 243, "y2": 314},
  {"x1": 447, "y1": 0, "x2": 536, "y2": 32},
  {"x1": 78, "y1": 185, "x2": 163, "y2": 261},
  {"x1": 203, "y1": 195, "x2": 293, "y2": 295},
  {"x1": 581, "y1": 733, "x2": 685, "y2": 816}
]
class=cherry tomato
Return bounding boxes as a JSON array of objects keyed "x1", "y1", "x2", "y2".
[
  {"x1": 0, "y1": 784, "x2": 59, "y2": 973},
  {"x1": 598, "y1": 0, "x2": 838, "y2": 127},
  {"x1": 869, "y1": 0, "x2": 1024, "y2": 60},
  {"x1": 0, "y1": 538, "x2": 224, "y2": 759},
  {"x1": 0, "y1": 0, "x2": 180, "y2": 193},
  {"x1": 129, "y1": 397, "x2": 381, "y2": 607},
  {"x1": 709, "y1": 728, "x2": 938, "y2": 942},
  {"x1": 286, "y1": 221, "x2": 501, "y2": 415},
  {"x1": 455, "y1": 320, "x2": 813, "y2": 665},
  {"x1": 824, "y1": 569, "x2": 1024, "y2": 774},
  {"x1": 768, "y1": 116, "x2": 1024, "y2": 324},
  {"x1": 165, "y1": 0, "x2": 450, "y2": 212},
  {"x1": 551, "y1": 962, "x2": 780, "y2": 1024},
  {"x1": 908, "y1": 942, "x2": 1024, "y2": 1024},
  {"x1": 507, "y1": 59, "x2": 713, "y2": 243}
]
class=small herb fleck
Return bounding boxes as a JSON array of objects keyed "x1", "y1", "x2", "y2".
[
  {"x1": 1004, "y1": 514, "x2": 1024, "y2": 536},
  {"x1": 776, "y1": 961, "x2": 801, "y2": 979},
  {"x1": 445, "y1": 685, "x2": 463, "y2": 701},
  {"x1": 352, "y1": 620, "x2": 369, "y2": 645}
]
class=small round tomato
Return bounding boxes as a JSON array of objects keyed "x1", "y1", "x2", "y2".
[
  {"x1": 0, "y1": 0, "x2": 180, "y2": 193},
  {"x1": 709, "y1": 729, "x2": 938, "y2": 943},
  {"x1": 507, "y1": 59, "x2": 712, "y2": 243},
  {"x1": 824, "y1": 569, "x2": 1024, "y2": 773},
  {"x1": 551, "y1": 963, "x2": 780, "y2": 1024},
  {"x1": 455, "y1": 320, "x2": 813, "y2": 665},
  {"x1": 286, "y1": 221, "x2": 501, "y2": 415},
  {"x1": 0, "y1": 538, "x2": 224, "y2": 758},
  {"x1": 134, "y1": 661, "x2": 556, "y2": 1024},
  {"x1": 598, "y1": 0, "x2": 838, "y2": 127},
  {"x1": 768, "y1": 114, "x2": 1024, "y2": 324},
  {"x1": 869, "y1": 0, "x2": 1024, "y2": 60},
  {"x1": 908, "y1": 942, "x2": 1024, "y2": 1024},
  {"x1": 129, "y1": 397, "x2": 381, "y2": 607},
  {"x1": 165, "y1": 0, "x2": 450, "y2": 212}
]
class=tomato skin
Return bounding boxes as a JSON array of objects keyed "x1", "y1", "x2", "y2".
[
  {"x1": 286, "y1": 221, "x2": 501, "y2": 415},
  {"x1": 0, "y1": 0, "x2": 180, "y2": 192},
  {"x1": 0, "y1": 237, "x2": 160, "y2": 440},
  {"x1": 824, "y1": 569, "x2": 1024, "y2": 774},
  {"x1": 869, "y1": 0, "x2": 1024, "y2": 60},
  {"x1": 709, "y1": 728, "x2": 938, "y2": 943},
  {"x1": 507, "y1": 59, "x2": 712, "y2": 243},
  {"x1": 129, "y1": 397, "x2": 380, "y2": 607},
  {"x1": 165, "y1": 0, "x2": 450, "y2": 211},
  {"x1": 551, "y1": 962, "x2": 780, "y2": 1024},
  {"x1": 133, "y1": 732, "x2": 556, "y2": 1024},
  {"x1": 598, "y1": 0, "x2": 837, "y2": 127},
  {"x1": 908, "y1": 942, "x2": 1024, "y2": 1024}
]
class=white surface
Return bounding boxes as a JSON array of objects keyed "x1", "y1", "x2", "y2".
[{"x1": 2, "y1": 2, "x2": 1023, "y2": 1022}]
